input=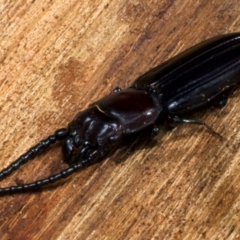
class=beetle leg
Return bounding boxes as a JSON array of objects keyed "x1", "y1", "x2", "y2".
[{"x1": 168, "y1": 116, "x2": 223, "y2": 140}]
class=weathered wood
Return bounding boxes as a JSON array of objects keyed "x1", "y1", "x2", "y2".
[{"x1": 0, "y1": 0, "x2": 240, "y2": 239}]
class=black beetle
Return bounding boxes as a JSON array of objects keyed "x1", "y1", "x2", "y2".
[{"x1": 0, "y1": 32, "x2": 240, "y2": 194}]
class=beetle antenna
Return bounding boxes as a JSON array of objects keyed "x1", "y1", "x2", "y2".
[
  {"x1": 0, "y1": 128, "x2": 68, "y2": 181},
  {"x1": 0, "y1": 162, "x2": 83, "y2": 195}
]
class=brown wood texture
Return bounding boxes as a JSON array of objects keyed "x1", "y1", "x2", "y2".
[{"x1": 0, "y1": 0, "x2": 240, "y2": 239}]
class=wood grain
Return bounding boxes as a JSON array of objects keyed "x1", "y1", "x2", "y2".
[{"x1": 0, "y1": 0, "x2": 240, "y2": 239}]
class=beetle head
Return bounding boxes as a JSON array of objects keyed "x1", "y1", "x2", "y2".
[{"x1": 62, "y1": 107, "x2": 123, "y2": 165}]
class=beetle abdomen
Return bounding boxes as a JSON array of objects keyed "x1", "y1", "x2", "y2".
[
  {"x1": 132, "y1": 32, "x2": 240, "y2": 94},
  {"x1": 162, "y1": 37, "x2": 240, "y2": 114},
  {"x1": 131, "y1": 33, "x2": 240, "y2": 114}
]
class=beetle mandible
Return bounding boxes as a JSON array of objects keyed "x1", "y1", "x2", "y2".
[{"x1": 0, "y1": 32, "x2": 240, "y2": 194}]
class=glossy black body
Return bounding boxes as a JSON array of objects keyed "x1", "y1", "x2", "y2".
[
  {"x1": 92, "y1": 89, "x2": 161, "y2": 133},
  {"x1": 0, "y1": 32, "x2": 240, "y2": 194},
  {"x1": 133, "y1": 32, "x2": 240, "y2": 114}
]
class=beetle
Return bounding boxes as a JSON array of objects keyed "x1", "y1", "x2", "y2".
[{"x1": 0, "y1": 32, "x2": 239, "y2": 194}]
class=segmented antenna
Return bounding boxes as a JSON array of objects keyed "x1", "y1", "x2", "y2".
[
  {"x1": 0, "y1": 162, "x2": 83, "y2": 194},
  {"x1": 0, "y1": 128, "x2": 69, "y2": 194}
]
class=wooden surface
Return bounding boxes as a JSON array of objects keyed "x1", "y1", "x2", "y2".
[{"x1": 0, "y1": 1, "x2": 240, "y2": 239}]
